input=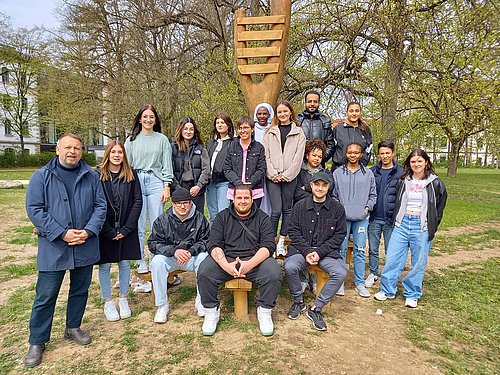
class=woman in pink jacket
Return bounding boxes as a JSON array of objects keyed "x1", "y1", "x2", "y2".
[{"x1": 263, "y1": 100, "x2": 306, "y2": 255}]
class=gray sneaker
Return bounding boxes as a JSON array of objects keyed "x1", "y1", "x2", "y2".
[
  {"x1": 355, "y1": 284, "x2": 371, "y2": 298},
  {"x1": 365, "y1": 273, "x2": 378, "y2": 287}
]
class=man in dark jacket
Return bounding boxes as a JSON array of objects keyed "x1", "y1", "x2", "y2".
[
  {"x1": 197, "y1": 184, "x2": 281, "y2": 336},
  {"x1": 297, "y1": 90, "x2": 334, "y2": 165},
  {"x1": 366, "y1": 141, "x2": 403, "y2": 287},
  {"x1": 148, "y1": 188, "x2": 210, "y2": 323},
  {"x1": 285, "y1": 172, "x2": 347, "y2": 331},
  {"x1": 24, "y1": 133, "x2": 107, "y2": 367}
]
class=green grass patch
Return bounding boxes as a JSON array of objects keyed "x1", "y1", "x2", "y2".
[
  {"x1": 0, "y1": 168, "x2": 35, "y2": 180},
  {"x1": 0, "y1": 352, "x2": 17, "y2": 374},
  {"x1": 433, "y1": 229, "x2": 500, "y2": 255},
  {"x1": 403, "y1": 259, "x2": 500, "y2": 375},
  {"x1": 121, "y1": 327, "x2": 139, "y2": 352},
  {"x1": 7, "y1": 225, "x2": 38, "y2": 246},
  {"x1": 0, "y1": 262, "x2": 37, "y2": 282}
]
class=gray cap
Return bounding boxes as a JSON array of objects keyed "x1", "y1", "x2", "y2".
[{"x1": 310, "y1": 171, "x2": 331, "y2": 183}]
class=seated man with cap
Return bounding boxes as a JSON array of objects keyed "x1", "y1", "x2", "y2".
[
  {"x1": 285, "y1": 172, "x2": 347, "y2": 331},
  {"x1": 148, "y1": 187, "x2": 210, "y2": 323}
]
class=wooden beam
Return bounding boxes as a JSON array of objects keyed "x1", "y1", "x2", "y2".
[
  {"x1": 236, "y1": 46, "x2": 281, "y2": 58},
  {"x1": 237, "y1": 63, "x2": 280, "y2": 75},
  {"x1": 236, "y1": 15, "x2": 286, "y2": 25},
  {"x1": 237, "y1": 30, "x2": 283, "y2": 42}
]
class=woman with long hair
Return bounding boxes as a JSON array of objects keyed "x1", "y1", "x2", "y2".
[
  {"x1": 206, "y1": 113, "x2": 234, "y2": 223},
  {"x1": 223, "y1": 116, "x2": 266, "y2": 206},
  {"x1": 124, "y1": 104, "x2": 173, "y2": 278},
  {"x1": 263, "y1": 100, "x2": 306, "y2": 255},
  {"x1": 374, "y1": 149, "x2": 447, "y2": 308},
  {"x1": 171, "y1": 117, "x2": 210, "y2": 214},
  {"x1": 97, "y1": 141, "x2": 142, "y2": 321},
  {"x1": 331, "y1": 101, "x2": 373, "y2": 171}
]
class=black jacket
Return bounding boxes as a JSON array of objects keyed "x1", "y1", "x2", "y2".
[
  {"x1": 207, "y1": 137, "x2": 232, "y2": 183},
  {"x1": 298, "y1": 110, "x2": 334, "y2": 163},
  {"x1": 392, "y1": 177, "x2": 447, "y2": 241},
  {"x1": 224, "y1": 138, "x2": 266, "y2": 190},
  {"x1": 98, "y1": 169, "x2": 143, "y2": 264},
  {"x1": 370, "y1": 162, "x2": 404, "y2": 224},
  {"x1": 148, "y1": 206, "x2": 210, "y2": 257},
  {"x1": 288, "y1": 196, "x2": 346, "y2": 259},
  {"x1": 171, "y1": 140, "x2": 210, "y2": 193},
  {"x1": 208, "y1": 203, "x2": 276, "y2": 259},
  {"x1": 294, "y1": 165, "x2": 334, "y2": 204},
  {"x1": 331, "y1": 122, "x2": 373, "y2": 170}
]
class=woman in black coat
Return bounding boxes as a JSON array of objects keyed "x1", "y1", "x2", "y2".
[{"x1": 97, "y1": 140, "x2": 142, "y2": 322}]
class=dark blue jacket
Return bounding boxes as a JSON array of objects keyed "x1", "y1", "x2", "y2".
[
  {"x1": 370, "y1": 162, "x2": 403, "y2": 224},
  {"x1": 26, "y1": 157, "x2": 107, "y2": 271}
]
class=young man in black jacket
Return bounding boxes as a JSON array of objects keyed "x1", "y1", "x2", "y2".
[
  {"x1": 197, "y1": 184, "x2": 281, "y2": 336},
  {"x1": 285, "y1": 172, "x2": 347, "y2": 331},
  {"x1": 148, "y1": 188, "x2": 210, "y2": 323}
]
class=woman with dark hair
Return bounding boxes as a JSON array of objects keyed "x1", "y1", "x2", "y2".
[
  {"x1": 97, "y1": 141, "x2": 142, "y2": 321},
  {"x1": 125, "y1": 104, "x2": 173, "y2": 277},
  {"x1": 331, "y1": 102, "x2": 373, "y2": 171},
  {"x1": 294, "y1": 139, "x2": 333, "y2": 204},
  {"x1": 263, "y1": 100, "x2": 306, "y2": 255},
  {"x1": 374, "y1": 149, "x2": 447, "y2": 308},
  {"x1": 206, "y1": 113, "x2": 234, "y2": 223},
  {"x1": 224, "y1": 116, "x2": 266, "y2": 207},
  {"x1": 171, "y1": 117, "x2": 210, "y2": 214}
]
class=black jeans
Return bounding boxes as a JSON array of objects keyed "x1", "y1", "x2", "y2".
[
  {"x1": 266, "y1": 178, "x2": 297, "y2": 236},
  {"x1": 28, "y1": 264, "x2": 93, "y2": 344},
  {"x1": 197, "y1": 256, "x2": 282, "y2": 309}
]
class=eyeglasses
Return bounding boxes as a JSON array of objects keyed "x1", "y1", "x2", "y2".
[{"x1": 173, "y1": 201, "x2": 191, "y2": 207}]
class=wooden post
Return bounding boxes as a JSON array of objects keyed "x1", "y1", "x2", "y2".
[
  {"x1": 234, "y1": 0, "x2": 291, "y2": 114},
  {"x1": 224, "y1": 278, "x2": 253, "y2": 321}
]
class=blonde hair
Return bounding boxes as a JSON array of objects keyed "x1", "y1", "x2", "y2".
[
  {"x1": 99, "y1": 140, "x2": 135, "y2": 182},
  {"x1": 270, "y1": 100, "x2": 299, "y2": 128}
]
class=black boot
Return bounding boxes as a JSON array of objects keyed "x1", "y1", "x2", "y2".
[{"x1": 24, "y1": 344, "x2": 45, "y2": 368}]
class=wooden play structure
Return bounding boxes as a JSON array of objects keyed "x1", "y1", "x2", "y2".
[{"x1": 234, "y1": 0, "x2": 291, "y2": 114}]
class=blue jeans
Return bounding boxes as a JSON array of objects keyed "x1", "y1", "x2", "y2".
[
  {"x1": 150, "y1": 253, "x2": 208, "y2": 306},
  {"x1": 137, "y1": 171, "x2": 164, "y2": 260},
  {"x1": 340, "y1": 219, "x2": 368, "y2": 286},
  {"x1": 367, "y1": 219, "x2": 394, "y2": 276},
  {"x1": 206, "y1": 181, "x2": 230, "y2": 224},
  {"x1": 379, "y1": 215, "x2": 432, "y2": 300},
  {"x1": 98, "y1": 261, "x2": 130, "y2": 299},
  {"x1": 28, "y1": 265, "x2": 93, "y2": 345}
]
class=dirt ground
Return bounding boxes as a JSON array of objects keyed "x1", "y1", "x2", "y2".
[{"x1": 1, "y1": 212, "x2": 498, "y2": 374}]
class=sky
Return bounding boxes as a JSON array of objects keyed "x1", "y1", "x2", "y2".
[{"x1": 0, "y1": 0, "x2": 61, "y2": 30}]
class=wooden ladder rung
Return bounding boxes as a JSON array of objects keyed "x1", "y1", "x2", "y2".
[
  {"x1": 236, "y1": 15, "x2": 286, "y2": 25},
  {"x1": 237, "y1": 30, "x2": 283, "y2": 42},
  {"x1": 237, "y1": 63, "x2": 279, "y2": 75},
  {"x1": 236, "y1": 46, "x2": 281, "y2": 58}
]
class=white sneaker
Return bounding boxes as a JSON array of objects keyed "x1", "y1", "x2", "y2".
[
  {"x1": 118, "y1": 298, "x2": 131, "y2": 319},
  {"x1": 365, "y1": 273, "x2": 378, "y2": 288},
  {"x1": 374, "y1": 291, "x2": 396, "y2": 301},
  {"x1": 195, "y1": 294, "x2": 205, "y2": 317},
  {"x1": 405, "y1": 298, "x2": 418, "y2": 308},
  {"x1": 355, "y1": 284, "x2": 371, "y2": 298},
  {"x1": 137, "y1": 260, "x2": 148, "y2": 274},
  {"x1": 154, "y1": 303, "x2": 169, "y2": 323},
  {"x1": 336, "y1": 283, "x2": 345, "y2": 296},
  {"x1": 276, "y1": 241, "x2": 287, "y2": 257},
  {"x1": 103, "y1": 300, "x2": 120, "y2": 322},
  {"x1": 257, "y1": 306, "x2": 274, "y2": 336},
  {"x1": 133, "y1": 281, "x2": 151, "y2": 293},
  {"x1": 202, "y1": 307, "x2": 220, "y2": 336}
]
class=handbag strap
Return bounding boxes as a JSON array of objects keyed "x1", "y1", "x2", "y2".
[{"x1": 238, "y1": 219, "x2": 258, "y2": 242}]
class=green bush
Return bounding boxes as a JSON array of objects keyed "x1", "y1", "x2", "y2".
[{"x1": 0, "y1": 150, "x2": 97, "y2": 167}]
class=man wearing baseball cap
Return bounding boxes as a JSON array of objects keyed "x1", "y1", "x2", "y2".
[
  {"x1": 285, "y1": 172, "x2": 347, "y2": 331},
  {"x1": 148, "y1": 188, "x2": 210, "y2": 323}
]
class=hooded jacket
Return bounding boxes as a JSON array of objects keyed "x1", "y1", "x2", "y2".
[
  {"x1": 26, "y1": 157, "x2": 107, "y2": 271},
  {"x1": 208, "y1": 203, "x2": 276, "y2": 259},
  {"x1": 171, "y1": 139, "x2": 210, "y2": 192},
  {"x1": 148, "y1": 204, "x2": 210, "y2": 257},
  {"x1": 332, "y1": 164, "x2": 377, "y2": 221}
]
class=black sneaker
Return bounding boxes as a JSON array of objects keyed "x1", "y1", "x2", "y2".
[
  {"x1": 306, "y1": 305, "x2": 327, "y2": 331},
  {"x1": 287, "y1": 301, "x2": 306, "y2": 320}
]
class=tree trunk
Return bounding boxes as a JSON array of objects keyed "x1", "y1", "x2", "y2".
[{"x1": 447, "y1": 141, "x2": 462, "y2": 177}]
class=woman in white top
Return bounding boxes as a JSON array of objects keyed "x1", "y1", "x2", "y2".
[
  {"x1": 374, "y1": 149, "x2": 447, "y2": 308},
  {"x1": 253, "y1": 102, "x2": 274, "y2": 143}
]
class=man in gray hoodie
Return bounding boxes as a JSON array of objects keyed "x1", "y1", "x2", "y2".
[{"x1": 332, "y1": 143, "x2": 377, "y2": 298}]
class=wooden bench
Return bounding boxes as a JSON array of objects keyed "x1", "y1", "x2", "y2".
[
  {"x1": 135, "y1": 269, "x2": 185, "y2": 304},
  {"x1": 224, "y1": 278, "x2": 253, "y2": 321}
]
